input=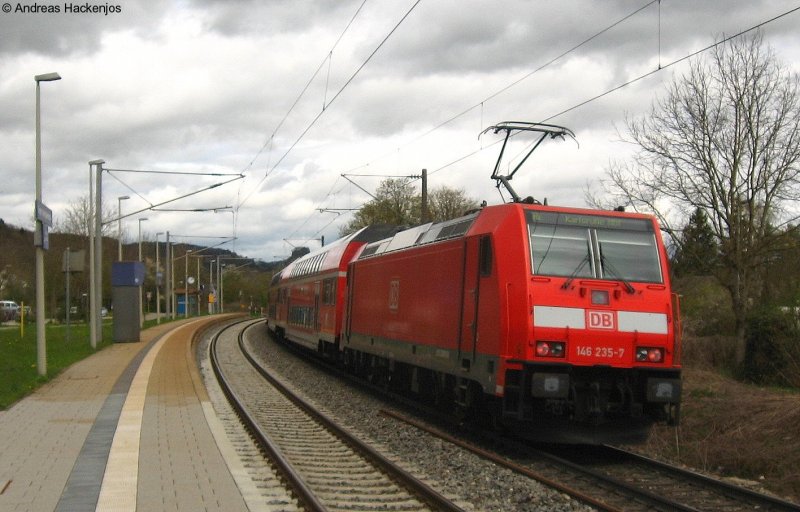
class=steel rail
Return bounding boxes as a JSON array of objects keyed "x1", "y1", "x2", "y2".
[
  {"x1": 599, "y1": 445, "x2": 800, "y2": 512},
  {"x1": 237, "y1": 323, "x2": 467, "y2": 512},
  {"x1": 210, "y1": 319, "x2": 327, "y2": 512}
]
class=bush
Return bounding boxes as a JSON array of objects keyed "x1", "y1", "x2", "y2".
[
  {"x1": 681, "y1": 334, "x2": 739, "y2": 370},
  {"x1": 742, "y1": 307, "x2": 800, "y2": 387},
  {"x1": 673, "y1": 276, "x2": 736, "y2": 337}
]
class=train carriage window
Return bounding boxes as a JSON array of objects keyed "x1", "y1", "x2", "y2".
[{"x1": 322, "y1": 278, "x2": 336, "y2": 305}]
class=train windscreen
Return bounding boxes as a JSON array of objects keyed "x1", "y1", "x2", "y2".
[{"x1": 527, "y1": 210, "x2": 663, "y2": 283}]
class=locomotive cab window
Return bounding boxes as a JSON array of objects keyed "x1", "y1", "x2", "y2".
[{"x1": 527, "y1": 210, "x2": 662, "y2": 284}]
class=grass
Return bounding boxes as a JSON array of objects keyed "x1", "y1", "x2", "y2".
[
  {"x1": 637, "y1": 367, "x2": 800, "y2": 502},
  {"x1": 0, "y1": 316, "x2": 186, "y2": 410},
  {"x1": 0, "y1": 321, "x2": 114, "y2": 409}
]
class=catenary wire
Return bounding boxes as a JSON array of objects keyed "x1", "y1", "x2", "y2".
[{"x1": 237, "y1": 0, "x2": 424, "y2": 211}]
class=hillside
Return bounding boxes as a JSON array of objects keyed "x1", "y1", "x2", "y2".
[{"x1": 0, "y1": 219, "x2": 276, "y2": 315}]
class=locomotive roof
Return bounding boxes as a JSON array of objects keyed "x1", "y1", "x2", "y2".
[{"x1": 358, "y1": 211, "x2": 479, "y2": 259}]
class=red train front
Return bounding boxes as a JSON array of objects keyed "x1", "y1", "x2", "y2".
[{"x1": 343, "y1": 203, "x2": 681, "y2": 442}]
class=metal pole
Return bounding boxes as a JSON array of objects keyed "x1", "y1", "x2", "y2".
[
  {"x1": 88, "y1": 162, "x2": 96, "y2": 348},
  {"x1": 196, "y1": 257, "x2": 200, "y2": 316},
  {"x1": 184, "y1": 249, "x2": 190, "y2": 317},
  {"x1": 421, "y1": 168, "x2": 429, "y2": 223},
  {"x1": 95, "y1": 162, "x2": 103, "y2": 343},
  {"x1": 155, "y1": 232, "x2": 161, "y2": 324},
  {"x1": 165, "y1": 232, "x2": 171, "y2": 319},
  {"x1": 65, "y1": 247, "x2": 70, "y2": 343},
  {"x1": 34, "y1": 72, "x2": 60, "y2": 376},
  {"x1": 216, "y1": 255, "x2": 221, "y2": 313},
  {"x1": 117, "y1": 196, "x2": 129, "y2": 261},
  {"x1": 138, "y1": 218, "x2": 147, "y2": 327},
  {"x1": 208, "y1": 259, "x2": 214, "y2": 314}
]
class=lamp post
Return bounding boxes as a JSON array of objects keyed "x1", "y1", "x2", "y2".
[
  {"x1": 91, "y1": 160, "x2": 104, "y2": 346},
  {"x1": 117, "y1": 195, "x2": 130, "y2": 260},
  {"x1": 87, "y1": 160, "x2": 102, "y2": 349},
  {"x1": 155, "y1": 232, "x2": 163, "y2": 324},
  {"x1": 34, "y1": 71, "x2": 61, "y2": 377},
  {"x1": 138, "y1": 218, "x2": 148, "y2": 327},
  {"x1": 184, "y1": 249, "x2": 191, "y2": 317}
]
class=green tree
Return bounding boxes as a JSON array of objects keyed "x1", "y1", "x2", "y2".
[
  {"x1": 597, "y1": 33, "x2": 800, "y2": 364},
  {"x1": 672, "y1": 208, "x2": 718, "y2": 276},
  {"x1": 341, "y1": 179, "x2": 478, "y2": 236}
]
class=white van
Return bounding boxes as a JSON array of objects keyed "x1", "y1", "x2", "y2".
[{"x1": 1, "y1": 300, "x2": 20, "y2": 322}]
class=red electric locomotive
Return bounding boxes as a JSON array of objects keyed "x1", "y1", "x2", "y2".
[
  {"x1": 267, "y1": 122, "x2": 681, "y2": 443},
  {"x1": 343, "y1": 202, "x2": 680, "y2": 442}
]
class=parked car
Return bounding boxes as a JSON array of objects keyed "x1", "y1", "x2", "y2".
[{"x1": 1, "y1": 300, "x2": 20, "y2": 322}]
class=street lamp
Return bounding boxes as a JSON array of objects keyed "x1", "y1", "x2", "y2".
[
  {"x1": 184, "y1": 249, "x2": 191, "y2": 318},
  {"x1": 117, "y1": 195, "x2": 130, "y2": 260},
  {"x1": 89, "y1": 159, "x2": 104, "y2": 348},
  {"x1": 138, "y1": 217, "x2": 148, "y2": 327},
  {"x1": 34, "y1": 71, "x2": 61, "y2": 377},
  {"x1": 155, "y1": 232, "x2": 163, "y2": 324}
]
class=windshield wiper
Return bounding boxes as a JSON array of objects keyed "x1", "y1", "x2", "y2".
[
  {"x1": 600, "y1": 255, "x2": 635, "y2": 294},
  {"x1": 561, "y1": 254, "x2": 590, "y2": 290}
]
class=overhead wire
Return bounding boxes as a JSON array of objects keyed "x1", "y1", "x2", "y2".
[
  {"x1": 237, "y1": 0, "x2": 424, "y2": 211},
  {"x1": 422, "y1": 4, "x2": 800, "y2": 179},
  {"x1": 341, "y1": 0, "x2": 659, "y2": 176},
  {"x1": 256, "y1": 3, "x2": 800, "y2": 246},
  {"x1": 239, "y1": 0, "x2": 369, "y2": 177},
  {"x1": 289, "y1": 0, "x2": 659, "y2": 239}
]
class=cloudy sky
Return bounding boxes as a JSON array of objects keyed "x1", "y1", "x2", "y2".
[{"x1": 1, "y1": 0, "x2": 798, "y2": 261}]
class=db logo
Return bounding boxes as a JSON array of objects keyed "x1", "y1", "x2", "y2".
[
  {"x1": 388, "y1": 279, "x2": 400, "y2": 310},
  {"x1": 587, "y1": 310, "x2": 616, "y2": 330}
]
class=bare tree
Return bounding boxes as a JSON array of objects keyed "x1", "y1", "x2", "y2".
[
  {"x1": 54, "y1": 194, "x2": 118, "y2": 237},
  {"x1": 597, "y1": 33, "x2": 800, "y2": 363}
]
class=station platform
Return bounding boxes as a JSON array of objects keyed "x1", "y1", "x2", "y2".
[{"x1": 0, "y1": 315, "x2": 268, "y2": 512}]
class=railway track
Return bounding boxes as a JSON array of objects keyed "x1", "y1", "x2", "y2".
[
  {"x1": 209, "y1": 319, "x2": 466, "y2": 512},
  {"x1": 383, "y1": 409, "x2": 800, "y2": 512}
]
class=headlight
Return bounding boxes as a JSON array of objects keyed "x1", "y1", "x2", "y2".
[
  {"x1": 536, "y1": 340, "x2": 565, "y2": 358},
  {"x1": 636, "y1": 347, "x2": 664, "y2": 363}
]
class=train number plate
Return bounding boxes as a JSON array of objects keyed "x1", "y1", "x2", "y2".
[{"x1": 575, "y1": 345, "x2": 626, "y2": 361}]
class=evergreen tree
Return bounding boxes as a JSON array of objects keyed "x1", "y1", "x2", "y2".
[{"x1": 673, "y1": 208, "x2": 718, "y2": 276}]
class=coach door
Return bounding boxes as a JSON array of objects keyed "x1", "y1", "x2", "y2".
[
  {"x1": 459, "y1": 236, "x2": 489, "y2": 370},
  {"x1": 313, "y1": 281, "x2": 321, "y2": 331}
]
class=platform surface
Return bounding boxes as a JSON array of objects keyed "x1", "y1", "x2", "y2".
[{"x1": 0, "y1": 315, "x2": 253, "y2": 512}]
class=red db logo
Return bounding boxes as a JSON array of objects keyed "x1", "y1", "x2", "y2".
[
  {"x1": 587, "y1": 310, "x2": 615, "y2": 330},
  {"x1": 389, "y1": 279, "x2": 400, "y2": 310}
]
